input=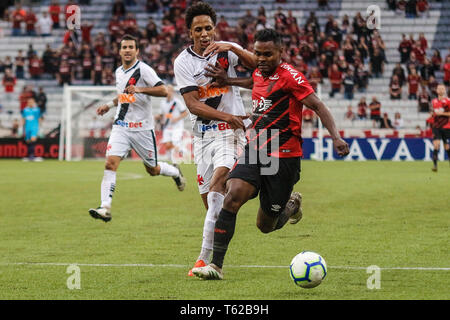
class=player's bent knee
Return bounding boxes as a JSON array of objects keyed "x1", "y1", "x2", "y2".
[{"x1": 145, "y1": 164, "x2": 159, "y2": 176}]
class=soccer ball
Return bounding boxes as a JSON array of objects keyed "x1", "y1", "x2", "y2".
[{"x1": 289, "y1": 251, "x2": 327, "y2": 288}]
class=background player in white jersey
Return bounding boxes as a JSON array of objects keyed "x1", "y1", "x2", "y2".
[
  {"x1": 89, "y1": 35, "x2": 186, "y2": 223},
  {"x1": 173, "y1": 2, "x2": 257, "y2": 275},
  {"x1": 156, "y1": 85, "x2": 189, "y2": 163}
]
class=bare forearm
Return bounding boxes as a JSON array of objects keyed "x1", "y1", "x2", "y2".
[
  {"x1": 224, "y1": 77, "x2": 253, "y2": 89},
  {"x1": 230, "y1": 46, "x2": 257, "y2": 69},
  {"x1": 187, "y1": 100, "x2": 231, "y2": 122},
  {"x1": 314, "y1": 104, "x2": 341, "y2": 140}
]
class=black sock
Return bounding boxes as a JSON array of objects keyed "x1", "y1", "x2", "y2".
[
  {"x1": 446, "y1": 149, "x2": 450, "y2": 162},
  {"x1": 432, "y1": 149, "x2": 438, "y2": 167},
  {"x1": 274, "y1": 208, "x2": 291, "y2": 231},
  {"x1": 28, "y1": 143, "x2": 36, "y2": 158},
  {"x1": 211, "y1": 208, "x2": 237, "y2": 269}
]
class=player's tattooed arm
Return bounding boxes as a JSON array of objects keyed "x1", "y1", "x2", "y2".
[
  {"x1": 301, "y1": 93, "x2": 350, "y2": 157},
  {"x1": 205, "y1": 64, "x2": 254, "y2": 89},
  {"x1": 181, "y1": 90, "x2": 248, "y2": 130},
  {"x1": 125, "y1": 84, "x2": 168, "y2": 97}
]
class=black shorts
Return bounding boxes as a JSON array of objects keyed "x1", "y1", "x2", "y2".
[
  {"x1": 432, "y1": 128, "x2": 450, "y2": 142},
  {"x1": 228, "y1": 145, "x2": 301, "y2": 217}
]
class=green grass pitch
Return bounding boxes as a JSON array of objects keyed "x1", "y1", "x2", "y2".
[{"x1": 0, "y1": 159, "x2": 448, "y2": 300}]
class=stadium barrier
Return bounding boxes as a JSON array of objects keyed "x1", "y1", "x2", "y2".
[{"x1": 0, "y1": 137, "x2": 448, "y2": 161}]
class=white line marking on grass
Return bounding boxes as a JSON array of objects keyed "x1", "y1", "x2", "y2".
[{"x1": 1, "y1": 262, "x2": 449, "y2": 271}]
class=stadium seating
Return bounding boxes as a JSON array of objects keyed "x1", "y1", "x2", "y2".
[{"x1": 0, "y1": 0, "x2": 448, "y2": 138}]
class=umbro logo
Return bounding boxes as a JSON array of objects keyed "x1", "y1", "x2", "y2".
[{"x1": 271, "y1": 204, "x2": 281, "y2": 212}]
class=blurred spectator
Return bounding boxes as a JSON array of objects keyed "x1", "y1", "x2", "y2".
[
  {"x1": 19, "y1": 85, "x2": 35, "y2": 114},
  {"x1": 392, "y1": 63, "x2": 406, "y2": 87},
  {"x1": 396, "y1": 0, "x2": 407, "y2": 14},
  {"x1": 49, "y1": 0, "x2": 61, "y2": 29},
  {"x1": 318, "y1": 0, "x2": 329, "y2": 9},
  {"x1": 328, "y1": 63, "x2": 342, "y2": 97},
  {"x1": 81, "y1": 21, "x2": 94, "y2": 43},
  {"x1": 42, "y1": 44, "x2": 54, "y2": 77},
  {"x1": 369, "y1": 96, "x2": 382, "y2": 126},
  {"x1": 36, "y1": 87, "x2": 47, "y2": 116},
  {"x1": 389, "y1": 74, "x2": 402, "y2": 99},
  {"x1": 112, "y1": 0, "x2": 126, "y2": 17},
  {"x1": 11, "y1": 4, "x2": 26, "y2": 36},
  {"x1": 242, "y1": 9, "x2": 257, "y2": 27},
  {"x1": 427, "y1": 75, "x2": 438, "y2": 98},
  {"x1": 406, "y1": 52, "x2": 420, "y2": 73},
  {"x1": 357, "y1": 97, "x2": 368, "y2": 119},
  {"x1": 418, "y1": 86, "x2": 431, "y2": 112},
  {"x1": 380, "y1": 113, "x2": 394, "y2": 129},
  {"x1": 147, "y1": 0, "x2": 161, "y2": 13},
  {"x1": 420, "y1": 58, "x2": 434, "y2": 86},
  {"x1": 14, "y1": 50, "x2": 25, "y2": 79},
  {"x1": 416, "y1": 0, "x2": 429, "y2": 17},
  {"x1": 387, "y1": 0, "x2": 397, "y2": 11},
  {"x1": 405, "y1": 0, "x2": 417, "y2": 18},
  {"x1": 302, "y1": 107, "x2": 316, "y2": 129},
  {"x1": 38, "y1": 11, "x2": 52, "y2": 37},
  {"x1": 81, "y1": 52, "x2": 93, "y2": 80},
  {"x1": 102, "y1": 67, "x2": 115, "y2": 85},
  {"x1": 93, "y1": 55, "x2": 103, "y2": 85},
  {"x1": 25, "y1": 7, "x2": 37, "y2": 36},
  {"x1": 418, "y1": 33, "x2": 427, "y2": 51},
  {"x1": 2, "y1": 69, "x2": 16, "y2": 103},
  {"x1": 216, "y1": 15, "x2": 230, "y2": 41},
  {"x1": 370, "y1": 47, "x2": 384, "y2": 78},
  {"x1": 57, "y1": 60, "x2": 72, "y2": 86},
  {"x1": 398, "y1": 34, "x2": 412, "y2": 64},
  {"x1": 345, "y1": 105, "x2": 356, "y2": 121},
  {"x1": 443, "y1": 56, "x2": 450, "y2": 87},
  {"x1": 393, "y1": 112, "x2": 404, "y2": 129},
  {"x1": 3, "y1": 56, "x2": 13, "y2": 72},
  {"x1": 431, "y1": 49, "x2": 442, "y2": 72},
  {"x1": 407, "y1": 67, "x2": 421, "y2": 99},
  {"x1": 413, "y1": 40, "x2": 426, "y2": 65},
  {"x1": 122, "y1": 13, "x2": 139, "y2": 37},
  {"x1": 308, "y1": 67, "x2": 322, "y2": 92},
  {"x1": 29, "y1": 53, "x2": 43, "y2": 80},
  {"x1": 343, "y1": 69, "x2": 355, "y2": 100}
]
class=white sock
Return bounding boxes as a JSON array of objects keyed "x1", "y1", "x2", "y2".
[
  {"x1": 101, "y1": 170, "x2": 116, "y2": 209},
  {"x1": 158, "y1": 161, "x2": 180, "y2": 177},
  {"x1": 198, "y1": 191, "x2": 225, "y2": 263}
]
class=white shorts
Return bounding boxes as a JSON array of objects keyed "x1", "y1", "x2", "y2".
[
  {"x1": 161, "y1": 127, "x2": 184, "y2": 146},
  {"x1": 194, "y1": 130, "x2": 246, "y2": 194},
  {"x1": 106, "y1": 127, "x2": 158, "y2": 168}
]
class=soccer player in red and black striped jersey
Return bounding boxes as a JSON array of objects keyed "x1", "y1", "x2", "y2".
[
  {"x1": 431, "y1": 84, "x2": 450, "y2": 172},
  {"x1": 192, "y1": 29, "x2": 349, "y2": 280}
]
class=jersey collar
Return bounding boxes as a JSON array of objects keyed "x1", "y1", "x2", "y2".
[
  {"x1": 187, "y1": 46, "x2": 213, "y2": 60},
  {"x1": 122, "y1": 60, "x2": 140, "y2": 73}
]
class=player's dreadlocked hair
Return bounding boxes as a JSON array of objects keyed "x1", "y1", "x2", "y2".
[
  {"x1": 254, "y1": 28, "x2": 283, "y2": 47},
  {"x1": 185, "y1": 1, "x2": 217, "y2": 30}
]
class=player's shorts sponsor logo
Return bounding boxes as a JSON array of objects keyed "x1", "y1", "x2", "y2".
[
  {"x1": 115, "y1": 120, "x2": 143, "y2": 128},
  {"x1": 118, "y1": 93, "x2": 136, "y2": 103},
  {"x1": 197, "y1": 122, "x2": 231, "y2": 132},
  {"x1": 198, "y1": 84, "x2": 229, "y2": 99}
]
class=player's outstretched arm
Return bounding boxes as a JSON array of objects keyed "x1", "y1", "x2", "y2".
[
  {"x1": 203, "y1": 42, "x2": 257, "y2": 69},
  {"x1": 205, "y1": 64, "x2": 254, "y2": 89},
  {"x1": 301, "y1": 93, "x2": 350, "y2": 157},
  {"x1": 181, "y1": 90, "x2": 247, "y2": 130},
  {"x1": 126, "y1": 84, "x2": 168, "y2": 97}
]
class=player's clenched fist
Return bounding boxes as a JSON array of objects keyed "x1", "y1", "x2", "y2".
[{"x1": 96, "y1": 105, "x2": 110, "y2": 116}]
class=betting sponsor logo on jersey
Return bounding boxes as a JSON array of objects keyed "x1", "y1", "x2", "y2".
[
  {"x1": 118, "y1": 93, "x2": 136, "y2": 103},
  {"x1": 115, "y1": 120, "x2": 143, "y2": 128},
  {"x1": 197, "y1": 122, "x2": 231, "y2": 132},
  {"x1": 198, "y1": 84, "x2": 229, "y2": 99}
]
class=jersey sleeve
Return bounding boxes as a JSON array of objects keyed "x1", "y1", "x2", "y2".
[
  {"x1": 227, "y1": 42, "x2": 244, "y2": 67},
  {"x1": 141, "y1": 64, "x2": 164, "y2": 87},
  {"x1": 283, "y1": 69, "x2": 315, "y2": 102},
  {"x1": 174, "y1": 56, "x2": 198, "y2": 95}
]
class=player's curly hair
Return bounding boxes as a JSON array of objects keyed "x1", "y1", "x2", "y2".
[
  {"x1": 254, "y1": 28, "x2": 283, "y2": 47},
  {"x1": 185, "y1": 1, "x2": 217, "y2": 30}
]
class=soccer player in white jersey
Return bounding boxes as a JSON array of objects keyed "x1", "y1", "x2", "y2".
[
  {"x1": 89, "y1": 35, "x2": 186, "y2": 223},
  {"x1": 157, "y1": 85, "x2": 189, "y2": 163},
  {"x1": 173, "y1": 2, "x2": 257, "y2": 276}
]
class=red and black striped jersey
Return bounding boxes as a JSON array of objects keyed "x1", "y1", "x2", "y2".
[
  {"x1": 432, "y1": 97, "x2": 450, "y2": 129},
  {"x1": 250, "y1": 62, "x2": 314, "y2": 158}
]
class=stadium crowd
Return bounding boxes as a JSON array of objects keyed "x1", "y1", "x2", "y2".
[{"x1": 0, "y1": 0, "x2": 449, "y2": 132}]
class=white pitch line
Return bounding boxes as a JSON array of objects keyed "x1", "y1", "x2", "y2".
[{"x1": 0, "y1": 262, "x2": 449, "y2": 271}]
